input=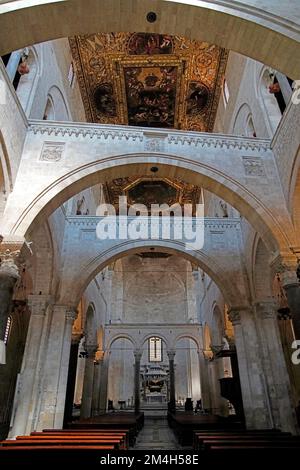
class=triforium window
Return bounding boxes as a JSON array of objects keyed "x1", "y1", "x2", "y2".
[
  {"x1": 149, "y1": 337, "x2": 162, "y2": 362},
  {"x1": 4, "y1": 316, "x2": 12, "y2": 345}
]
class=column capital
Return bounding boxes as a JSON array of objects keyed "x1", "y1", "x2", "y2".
[
  {"x1": 85, "y1": 344, "x2": 98, "y2": 358},
  {"x1": 0, "y1": 248, "x2": 21, "y2": 279},
  {"x1": 65, "y1": 307, "x2": 78, "y2": 323},
  {"x1": 227, "y1": 309, "x2": 241, "y2": 325},
  {"x1": 167, "y1": 350, "x2": 176, "y2": 360},
  {"x1": 228, "y1": 306, "x2": 252, "y2": 325},
  {"x1": 255, "y1": 301, "x2": 277, "y2": 319},
  {"x1": 71, "y1": 332, "x2": 83, "y2": 345},
  {"x1": 28, "y1": 294, "x2": 52, "y2": 316},
  {"x1": 133, "y1": 350, "x2": 143, "y2": 361},
  {"x1": 95, "y1": 350, "x2": 105, "y2": 363}
]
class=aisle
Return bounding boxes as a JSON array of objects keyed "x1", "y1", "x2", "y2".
[{"x1": 134, "y1": 417, "x2": 180, "y2": 450}]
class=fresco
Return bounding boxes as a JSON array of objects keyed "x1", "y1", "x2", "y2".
[
  {"x1": 70, "y1": 32, "x2": 228, "y2": 131},
  {"x1": 128, "y1": 180, "x2": 178, "y2": 208},
  {"x1": 124, "y1": 66, "x2": 178, "y2": 128},
  {"x1": 127, "y1": 33, "x2": 174, "y2": 55}
]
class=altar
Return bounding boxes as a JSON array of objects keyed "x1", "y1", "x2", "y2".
[{"x1": 141, "y1": 364, "x2": 169, "y2": 404}]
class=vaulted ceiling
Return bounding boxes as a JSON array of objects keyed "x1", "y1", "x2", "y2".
[{"x1": 69, "y1": 33, "x2": 228, "y2": 131}]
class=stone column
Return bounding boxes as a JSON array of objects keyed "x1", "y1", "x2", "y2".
[
  {"x1": 228, "y1": 308, "x2": 272, "y2": 429},
  {"x1": 134, "y1": 350, "x2": 142, "y2": 414},
  {"x1": 198, "y1": 351, "x2": 211, "y2": 412},
  {"x1": 91, "y1": 350, "x2": 104, "y2": 417},
  {"x1": 275, "y1": 72, "x2": 293, "y2": 105},
  {"x1": 281, "y1": 268, "x2": 300, "y2": 341},
  {"x1": 0, "y1": 250, "x2": 20, "y2": 364},
  {"x1": 9, "y1": 294, "x2": 51, "y2": 437},
  {"x1": 98, "y1": 351, "x2": 110, "y2": 413},
  {"x1": 80, "y1": 344, "x2": 97, "y2": 419},
  {"x1": 167, "y1": 350, "x2": 176, "y2": 412},
  {"x1": 256, "y1": 302, "x2": 297, "y2": 433},
  {"x1": 6, "y1": 50, "x2": 22, "y2": 81},
  {"x1": 63, "y1": 333, "x2": 82, "y2": 426},
  {"x1": 36, "y1": 305, "x2": 78, "y2": 430}
]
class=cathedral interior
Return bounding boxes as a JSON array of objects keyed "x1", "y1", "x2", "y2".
[{"x1": 0, "y1": 0, "x2": 300, "y2": 462}]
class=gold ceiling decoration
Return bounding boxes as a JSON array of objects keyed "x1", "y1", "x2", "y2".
[
  {"x1": 69, "y1": 33, "x2": 228, "y2": 131},
  {"x1": 103, "y1": 176, "x2": 202, "y2": 215}
]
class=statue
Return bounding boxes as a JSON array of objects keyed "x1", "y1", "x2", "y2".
[{"x1": 0, "y1": 249, "x2": 21, "y2": 278}]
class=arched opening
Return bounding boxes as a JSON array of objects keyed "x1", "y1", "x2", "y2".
[{"x1": 107, "y1": 337, "x2": 135, "y2": 411}]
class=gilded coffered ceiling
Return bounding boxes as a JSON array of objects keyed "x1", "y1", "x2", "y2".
[
  {"x1": 69, "y1": 33, "x2": 228, "y2": 131},
  {"x1": 103, "y1": 176, "x2": 202, "y2": 215}
]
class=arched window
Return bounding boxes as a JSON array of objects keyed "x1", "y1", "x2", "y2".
[
  {"x1": 149, "y1": 337, "x2": 162, "y2": 362},
  {"x1": 4, "y1": 316, "x2": 12, "y2": 345}
]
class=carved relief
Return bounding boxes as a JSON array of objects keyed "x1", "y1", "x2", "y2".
[
  {"x1": 40, "y1": 142, "x2": 65, "y2": 162},
  {"x1": 144, "y1": 137, "x2": 166, "y2": 152},
  {"x1": 242, "y1": 156, "x2": 266, "y2": 177}
]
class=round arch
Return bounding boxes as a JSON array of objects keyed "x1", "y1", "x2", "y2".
[
  {"x1": 0, "y1": 1, "x2": 299, "y2": 79},
  {"x1": 66, "y1": 240, "x2": 247, "y2": 309},
  {"x1": 289, "y1": 147, "x2": 300, "y2": 242},
  {"x1": 173, "y1": 333, "x2": 200, "y2": 352},
  {"x1": 15, "y1": 157, "x2": 291, "y2": 255},
  {"x1": 106, "y1": 333, "x2": 136, "y2": 351}
]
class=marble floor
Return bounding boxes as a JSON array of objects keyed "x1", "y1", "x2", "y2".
[{"x1": 133, "y1": 417, "x2": 181, "y2": 450}]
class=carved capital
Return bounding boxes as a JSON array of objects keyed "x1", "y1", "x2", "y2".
[
  {"x1": 227, "y1": 310, "x2": 241, "y2": 325},
  {"x1": 255, "y1": 301, "x2": 276, "y2": 319},
  {"x1": 28, "y1": 294, "x2": 52, "y2": 316},
  {"x1": 0, "y1": 249, "x2": 21, "y2": 280},
  {"x1": 65, "y1": 307, "x2": 78, "y2": 323},
  {"x1": 95, "y1": 349, "x2": 105, "y2": 363},
  {"x1": 71, "y1": 332, "x2": 83, "y2": 345},
  {"x1": 134, "y1": 350, "x2": 143, "y2": 361},
  {"x1": 85, "y1": 344, "x2": 98, "y2": 357},
  {"x1": 167, "y1": 350, "x2": 176, "y2": 361}
]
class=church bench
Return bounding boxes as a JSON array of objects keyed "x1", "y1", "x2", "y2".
[
  {"x1": 200, "y1": 439, "x2": 300, "y2": 451},
  {"x1": 2, "y1": 438, "x2": 122, "y2": 449},
  {"x1": 206, "y1": 444, "x2": 300, "y2": 452},
  {"x1": 18, "y1": 433, "x2": 128, "y2": 449},
  {"x1": 193, "y1": 431, "x2": 295, "y2": 450},
  {"x1": 168, "y1": 412, "x2": 243, "y2": 445},
  {"x1": 34, "y1": 430, "x2": 129, "y2": 448}
]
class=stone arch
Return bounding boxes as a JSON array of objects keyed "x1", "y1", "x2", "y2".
[
  {"x1": 289, "y1": 147, "x2": 300, "y2": 240},
  {"x1": 67, "y1": 240, "x2": 246, "y2": 309},
  {"x1": 44, "y1": 86, "x2": 70, "y2": 121},
  {"x1": 106, "y1": 334, "x2": 136, "y2": 351},
  {"x1": 232, "y1": 103, "x2": 255, "y2": 137},
  {"x1": 0, "y1": 1, "x2": 299, "y2": 79},
  {"x1": 12, "y1": 156, "x2": 289, "y2": 255},
  {"x1": 173, "y1": 333, "x2": 200, "y2": 352}
]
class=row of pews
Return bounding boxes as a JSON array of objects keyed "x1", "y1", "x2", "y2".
[
  {"x1": 193, "y1": 429, "x2": 300, "y2": 453},
  {"x1": 0, "y1": 412, "x2": 144, "y2": 464},
  {"x1": 168, "y1": 412, "x2": 300, "y2": 455}
]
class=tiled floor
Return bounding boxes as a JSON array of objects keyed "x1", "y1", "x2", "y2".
[{"x1": 134, "y1": 417, "x2": 180, "y2": 450}]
